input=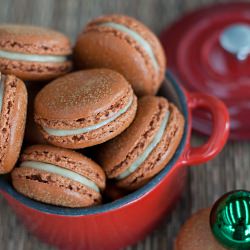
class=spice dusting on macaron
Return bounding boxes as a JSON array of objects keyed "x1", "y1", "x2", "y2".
[
  {"x1": 34, "y1": 69, "x2": 137, "y2": 149},
  {"x1": 175, "y1": 208, "x2": 226, "y2": 250}
]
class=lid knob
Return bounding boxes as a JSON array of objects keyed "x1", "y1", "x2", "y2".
[
  {"x1": 220, "y1": 24, "x2": 250, "y2": 61},
  {"x1": 210, "y1": 190, "x2": 250, "y2": 249}
]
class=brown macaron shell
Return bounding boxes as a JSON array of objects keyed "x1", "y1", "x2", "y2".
[
  {"x1": 11, "y1": 145, "x2": 105, "y2": 208},
  {"x1": 97, "y1": 96, "x2": 184, "y2": 190},
  {"x1": 34, "y1": 69, "x2": 137, "y2": 149},
  {"x1": 0, "y1": 24, "x2": 72, "y2": 81},
  {"x1": 0, "y1": 73, "x2": 27, "y2": 174},
  {"x1": 74, "y1": 15, "x2": 166, "y2": 96},
  {"x1": 175, "y1": 208, "x2": 226, "y2": 250}
]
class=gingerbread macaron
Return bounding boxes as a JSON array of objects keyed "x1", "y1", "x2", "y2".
[
  {"x1": 0, "y1": 73, "x2": 27, "y2": 174},
  {"x1": 97, "y1": 96, "x2": 184, "y2": 190},
  {"x1": 0, "y1": 24, "x2": 72, "y2": 81},
  {"x1": 74, "y1": 15, "x2": 166, "y2": 96},
  {"x1": 175, "y1": 208, "x2": 226, "y2": 250},
  {"x1": 11, "y1": 145, "x2": 106, "y2": 208},
  {"x1": 34, "y1": 69, "x2": 137, "y2": 149}
]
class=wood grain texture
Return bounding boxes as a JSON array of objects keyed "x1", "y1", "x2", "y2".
[{"x1": 0, "y1": 0, "x2": 250, "y2": 249}]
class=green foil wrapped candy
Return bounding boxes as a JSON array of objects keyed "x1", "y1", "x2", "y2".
[{"x1": 210, "y1": 190, "x2": 250, "y2": 250}]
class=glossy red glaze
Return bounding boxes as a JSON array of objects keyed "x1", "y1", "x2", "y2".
[
  {"x1": 160, "y1": 2, "x2": 250, "y2": 140},
  {"x1": 0, "y1": 89, "x2": 229, "y2": 250}
]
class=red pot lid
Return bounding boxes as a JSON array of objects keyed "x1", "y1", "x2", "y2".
[{"x1": 160, "y1": 2, "x2": 250, "y2": 140}]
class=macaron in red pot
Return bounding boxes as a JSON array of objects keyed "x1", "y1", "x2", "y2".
[
  {"x1": 11, "y1": 145, "x2": 106, "y2": 208},
  {"x1": 34, "y1": 69, "x2": 137, "y2": 149},
  {"x1": 0, "y1": 73, "x2": 27, "y2": 174},
  {"x1": 97, "y1": 96, "x2": 184, "y2": 190},
  {"x1": 74, "y1": 15, "x2": 166, "y2": 96},
  {"x1": 0, "y1": 24, "x2": 72, "y2": 81}
]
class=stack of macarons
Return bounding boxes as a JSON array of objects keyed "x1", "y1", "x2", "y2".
[{"x1": 0, "y1": 14, "x2": 184, "y2": 208}]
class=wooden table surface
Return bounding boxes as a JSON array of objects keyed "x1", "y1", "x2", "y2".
[{"x1": 0, "y1": 0, "x2": 250, "y2": 249}]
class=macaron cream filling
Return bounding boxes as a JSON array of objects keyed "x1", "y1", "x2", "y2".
[
  {"x1": 42, "y1": 95, "x2": 134, "y2": 137},
  {"x1": 116, "y1": 111, "x2": 170, "y2": 180},
  {"x1": 99, "y1": 22, "x2": 159, "y2": 72},
  {"x1": 0, "y1": 49, "x2": 68, "y2": 63},
  {"x1": 20, "y1": 161, "x2": 100, "y2": 193}
]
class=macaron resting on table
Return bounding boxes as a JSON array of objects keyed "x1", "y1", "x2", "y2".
[
  {"x1": 0, "y1": 24, "x2": 72, "y2": 81},
  {"x1": 175, "y1": 208, "x2": 226, "y2": 250},
  {"x1": 34, "y1": 69, "x2": 137, "y2": 148},
  {"x1": 175, "y1": 190, "x2": 250, "y2": 250},
  {"x1": 11, "y1": 145, "x2": 106, "y2": 208},
  {"x1": 74, "y1": 14, "x2": 166, "y2": 96},
  {"x1": 0, "y1": 73, "x2": 27, "y2": 174},
  {"x1": 97, "y1": 96, "x2": 184, "y2": 190}
]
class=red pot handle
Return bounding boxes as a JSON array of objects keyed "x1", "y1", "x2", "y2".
[{"x1": 177, "y1": 92, "x2": 230, "y2": 167}]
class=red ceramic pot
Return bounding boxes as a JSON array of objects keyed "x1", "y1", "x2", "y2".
[
  {"x1": 0, "y1": 72, "x2": 229, "y2": 250},
  {"x1": 160, "y1": 2, "x2": 250, "y2": 140}
]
